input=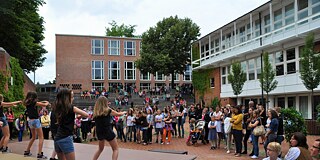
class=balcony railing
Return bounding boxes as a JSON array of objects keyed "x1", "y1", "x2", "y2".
[{"x1": 192, "y1": 12, "x2": 320, "y2": 70}]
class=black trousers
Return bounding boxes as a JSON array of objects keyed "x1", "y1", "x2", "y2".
[{"x1": 232, "y1": 129, "x2": 243, "y2": 154}]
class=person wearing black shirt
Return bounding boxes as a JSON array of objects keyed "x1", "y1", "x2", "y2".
[
  {"x1": 53, "y1": 89, "x2": 88, "y2": 160},
  {"x1": 23, "y1": 92, "x2": 50, "y2": 159}
]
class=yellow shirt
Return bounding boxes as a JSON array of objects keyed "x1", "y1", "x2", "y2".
[
  {"x1": 231, "y1": 114, "x2": 243, "y2": 131},
  {"x1": 41, "y1": 115, "x2": 50, "y2": 127}
]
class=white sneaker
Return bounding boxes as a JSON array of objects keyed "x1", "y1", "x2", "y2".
[
  {"x1": 251, "y1": 155, "x2": 258, "y2": 159},
  {"x1": 226, "y1": 150, "x2": 230, "y2": 154},
  {"x1": 166, "y1": 142, "x2": 170, "y2": 144}
]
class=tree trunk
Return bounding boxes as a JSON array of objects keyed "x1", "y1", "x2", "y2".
[
  {"x1": 266, "y1": 92, "x2": 269, "y2": 110},
  {"x1": 236, "y1": 94, "x2": 238, "y2": 105},
  {"x1": 312, "y1": 89, "x2": 314, "y2": 119}
]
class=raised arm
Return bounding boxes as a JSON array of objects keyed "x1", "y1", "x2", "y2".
[
  {"x1": 111, "y1": 109, "x2": 126, "y2": 117},
  {"x1": 73, "y1": 107, "x2": 89, "y2": 118},
  {"x1": 36, "y1": 101, "x2": 50, "y2": 107},
  {"x1": 1, "y1": 100, "x2": 22, "y2": 107}
]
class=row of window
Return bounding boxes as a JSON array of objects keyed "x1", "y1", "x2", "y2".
[
  {"x1": 220, "y1": 46, "x2": 305, "y2": 85},
  {"x1": 92, "y1": 39, "x2": 139, "y2": 56},
  {"x1": 92, "y1": 61, "x2": 192, "y2": 81},
  {"x1": 91, "y1": 82, "x2": 190, "y2": 92},
  {"x1": 200, "y1": 0, "x2": 320, "y2": 58}
]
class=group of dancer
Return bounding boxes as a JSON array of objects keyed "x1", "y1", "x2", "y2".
[{"x1": 0, "y1": 89, "x2": 123, "y2": 160}]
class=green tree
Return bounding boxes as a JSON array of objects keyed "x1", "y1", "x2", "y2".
[
  {"x1": 227, "y1": 61, "x2": 246, "y2": 103},
  {"x1": 0, "y1": 0, "x2": 47, "y2": 72},
  {"x1": 300, "y1": 33, "x2": 320, "y2": 119},
  {"x1": 105, "y1": 20, "x2": 137, "y2": 37},
  {"x1": 136, "y1": 16, "x2": 200, "y2": 89},
  {"x1": 260, "y1": 52, "x2": 278, "y2": 108}
]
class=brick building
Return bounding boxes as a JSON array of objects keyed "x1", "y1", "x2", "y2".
[
  {"x1": 192, "y1": 0, "x2": 320, "y2": 120},
  {"x1": 56, "y1": 34, "x2": 192, "y2": 93},
  {"x1": 0, "y1": 47, "x2": 36, "y2": 96}
]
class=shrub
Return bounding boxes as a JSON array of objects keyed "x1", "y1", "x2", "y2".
[{"x1": 281, "y1": 108, "x2": 307, "y2": 142}]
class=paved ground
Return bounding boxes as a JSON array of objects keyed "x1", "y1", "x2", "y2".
[{"x1": 86, "y1": 123, "x2": 320, "y2": 160}]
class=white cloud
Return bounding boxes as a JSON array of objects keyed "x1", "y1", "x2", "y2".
[{"x1": 28, "y1": 0, "x2": 269, "y2": 83}]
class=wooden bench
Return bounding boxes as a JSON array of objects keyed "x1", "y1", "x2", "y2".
[{"x1": 148, "y1": 149, "x2": 188, "y2": 155}]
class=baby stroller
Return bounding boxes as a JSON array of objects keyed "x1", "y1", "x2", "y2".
[{"x1": 186, "y1": 120, "x2": 206, "y2": 146}]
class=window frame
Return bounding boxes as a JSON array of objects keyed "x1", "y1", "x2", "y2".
[
  {"x1": 108, "y1": 61, "x2": 120, "y2": 80},
  {"x1": 108, "y1": 40, "x2": 120, "y2": 55},
  {"x1": 124, "y1": 41, "x2": 136, "y2": 56},
  {"x1": 124, "y1": 61, "x2": 136, "y2": 80},
  {"x1": 91, "y1": 60, "x2": 104, "y2": 80},
  {"x1": 91, "y1": 39, "x2": 104, "y2": 55}
]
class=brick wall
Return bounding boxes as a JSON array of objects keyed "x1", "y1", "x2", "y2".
[{"x1": 23, "y1": 73, "x2": 36, "y2": 96}]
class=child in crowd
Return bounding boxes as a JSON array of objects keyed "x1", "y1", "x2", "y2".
[
  {"x1": 186, "y1": 118, "x2": 196, "y2": 143},
  {"x1": 92, "y1": 96, "x2": 126, "y2": 160},
  {"x1": 208, "y1": 116, "x2": 217, "y2": 150},
  {"x1": 162, "y1": 111, "x2": 172, "y2": 145},
  {"x1": 0, "y1": 94, "x2": 21, "y2": 153},
  {"x1": 23, "y1": 92, "x2": 50, "y2": 159},
  {"x1": 15, "y1": 113, "x2": 26, "y2": 142},
  {"x1": 154, "y1": 109, "x2": 163, "y2": 144},
  {"x1": 53, "y1": 89, "x2": 88, "y2": 160}
]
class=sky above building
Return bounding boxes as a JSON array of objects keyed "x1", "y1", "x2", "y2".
[{"x1": 27, "y1": 0, "x2": 269, "y2": 84}]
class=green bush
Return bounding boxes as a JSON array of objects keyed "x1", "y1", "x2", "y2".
[{"x1": 281, "y1": 108, "x2": 307, "y2": 142}]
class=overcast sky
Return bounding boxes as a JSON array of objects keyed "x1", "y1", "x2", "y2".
[{"x1": 27, "y1": 0, "x2": 269, "y2": 84}]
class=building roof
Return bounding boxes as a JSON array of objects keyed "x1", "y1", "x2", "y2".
[{"x1": 55, "y1": 34, "x2": 142, "y2": 40}]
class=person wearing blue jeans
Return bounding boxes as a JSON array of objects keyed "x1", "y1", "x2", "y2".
[
  {"x1": 15, "y1": 114, "x2": 26, "y2": 142},
  {"x1": 248, "y1": 110, "x2": 262, "y2": 158},
  {"x1": 264, "y1": 110, "x2": 279, "y2": 157}
]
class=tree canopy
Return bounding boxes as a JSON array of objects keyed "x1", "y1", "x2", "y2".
[
  {"x1": 136, "y1": 16, "x2": 200, "y2": 88},
  {"x1": 260, "y1": 52, "x2": 278, "y2": 107},
  {"x1": 227, "y1": 61, "x2": 246, "y2": 100},
  {"x1": 300, "y1": 33, "x2": 320, "y2": 119},
  {"x1": 105, "y1": 20, "x2": 137, "y2": 37},
  {"x1": 0, "y1": 0, "x2": 47, "y2": 72}
]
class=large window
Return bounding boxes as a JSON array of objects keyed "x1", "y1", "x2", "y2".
[
  {"x1": 275, "y1": 51, "x2": 284, "y2": 76},
  {"x1": 246, "y1": 23, "x2": 252, "y2": 41},
  {"x1": 298, "y1": 0, "x2": 309, "y2": 24},
  {"x1": 264, "y1": 14, "x2": 271, "y2": 34},
  {"x1": 286, "y1": 48, "x2": 296, "y2": 74},
  {"x1": 288, "y1": 96, "x2": 296, "y2": 108},
  {"x1": 92, "y1": 82, "x2": 104, "y2": 91},
  {"x1": 254, "y1": 19, "x2": 261, "y2": 38},
  {"x1": 124, "y1": 41, "x2": 136, "y2": 56},
  {"x1": 241, "y1": 61, "x2": 247, "y2": 80},
  {"x1": 239, "y1": 26, "x2": 246, "y2": 43},
  {"x1": 256, "y1": 57, "x2": 262, "y2": 79},
  {"x1": 221, "y1": 67, "x2": 227, "y2": 85},
  {"x1": 125, "y1": 61, "x2": 135, "y2": 80},
  {"x1": 184, "y1": 65, "x2": 192, "y2": 81},
  {"x1": 299, "y1": 96, "x2": 309, "y2": 118},
  {"x1": 155, "y1": 72, "x2": 165, "y2": 81},
  {"x1": 312, "y1": 0, "x2": 320, "y2": 20},
  {"x1": 285, "y1": 3, "x2": 295, "y2": 29},
  {"x1": 140, "y1": 83, "x2": 150, "y2": 91},
  {"x1": 274, "y1": 9, "x2": 283, "y2": 32},
  {"x1": 108, "y1": 40, "x2": 120, "y2": 55},
  {"x1": 108, "y1": 61, "x2": 120, "y2": 80},
  {"x1": 91, "y1": 61, "x2": 104, "y2": 80},
  {"x1": 91, "y1": 39, "x2": 104, "y2": 55},
  {"x1": 140, "y1": 72, "x2": 150, "y2": 80},
  {"x1": 248, "y1": 59, "x2": 255, "y2": 80}
]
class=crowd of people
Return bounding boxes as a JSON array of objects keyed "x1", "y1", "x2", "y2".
[{"x1": 0, "y1": 91, "x2": 320, "y2": 160}]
